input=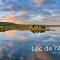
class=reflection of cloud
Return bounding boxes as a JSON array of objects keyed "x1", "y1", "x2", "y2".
[
  {"x1": 7, "y1": 41, "x2": 14, "y2": 47},
  {"x1": 19, "y1": 33, "x2": 34, "y2": 42},
  {"x1": 27, "y1": 44, "x2": 53, "y2": 60},
  {"x1": 0, "y1": 46, "x2": 4, "y2": 53},
  {"x1": 4, "y1": 30, "x2": 34, "y2": 40},
  {"x1": 0, "y1": 47, "x2": 3, "y2": 53},
  {"x1": 19, "y1": 57, "x2": 24, "y2": 60},
  {"x1": 5, "y1": 30, "x2": 15, "y2": 39},
  {"x1": 34, "y1": 51, "x2": 52, "y2": 60},
  {"x1": 20, "y1": 36, "x2": 30, "y2": 43}
]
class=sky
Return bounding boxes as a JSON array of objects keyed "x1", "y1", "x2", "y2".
[{"x1": 0, "y1": 0, "x2": 60, "y2": 25}]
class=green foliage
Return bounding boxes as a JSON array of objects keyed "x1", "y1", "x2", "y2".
[{"x1": 0, "y1": 24, "x2": 48, "y2": 33}]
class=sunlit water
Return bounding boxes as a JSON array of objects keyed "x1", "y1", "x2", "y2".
[{"x1": 0, "y1": 27, "x2": 60, "y2": 60}]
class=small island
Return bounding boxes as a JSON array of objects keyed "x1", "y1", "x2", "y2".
[{"x1": 0, "y1": 22, "x2": 49, "y2": 33}]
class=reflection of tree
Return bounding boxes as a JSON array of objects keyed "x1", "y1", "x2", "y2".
[{"x1": 31, "y1": 30, "x2": 45, "y2": 33}]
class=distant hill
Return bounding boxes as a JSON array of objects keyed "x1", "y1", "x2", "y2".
[{"x1": 0, "y1": 22, "x2": 16, "y2": 26}]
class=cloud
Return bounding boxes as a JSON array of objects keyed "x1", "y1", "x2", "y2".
[
  {"x1": 1, "y1": 12, "x2": 32, "y2": 24},
  {"x1": 29, "y1": 14, "x2": 45, "y2": 22},
  {"x1": 0, "y1": 9, "x2": 29, "y2": 19},
  {"x1": 33, "y1": 0, "x2": 43, "y2": 7},
  {"x1": 0, "y1": 11, "x2": 13, "y2": 16},
  {"x1": 0, "y1": 1, "x2": 5, "y2": 6},
  {"x1": 0, "y1": 10, "x2": 60, "y2": 25},
  {"x1": 15, "y1": 9, "x2": 30, "y2": 19},
  {"x1": 19, "y1": 9, "x2": 29, "y2": 17},
  {"x1": 1, "y1": 13, "x2": 22, "y2": 24},
  {"x1": 1, "y1": 12, "x2": 60, "y2": 25},
  {"x1": 3, "y1": 14, "x2": 16, "y2": 20},
  {"x1": 7, "y1": 4, "x2": 16, "y2": 10}
]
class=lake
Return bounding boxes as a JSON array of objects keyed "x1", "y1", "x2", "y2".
[{"x1": 0, "y1": 27, "x2": 60, "y2": 60}]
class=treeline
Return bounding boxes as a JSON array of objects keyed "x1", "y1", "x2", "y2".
[{"x1": 0, "y1": 24, "x2": 48, "y2": 33}]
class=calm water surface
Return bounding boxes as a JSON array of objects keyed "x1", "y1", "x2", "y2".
[{"x1": 0, "y1": 27, "x2": 60, "y2": 60}]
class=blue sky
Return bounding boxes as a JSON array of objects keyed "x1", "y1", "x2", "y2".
[
  {"x1": 0, "y1": 0, "x2": 60, "y2": 11},
  {"x1": 0, "y1": 0, "x2": 60, "y2": 24}
]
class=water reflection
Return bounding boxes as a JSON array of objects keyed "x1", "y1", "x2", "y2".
[{"x1": 0, "y1": 27, "x2": 60, "y2": 60}]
